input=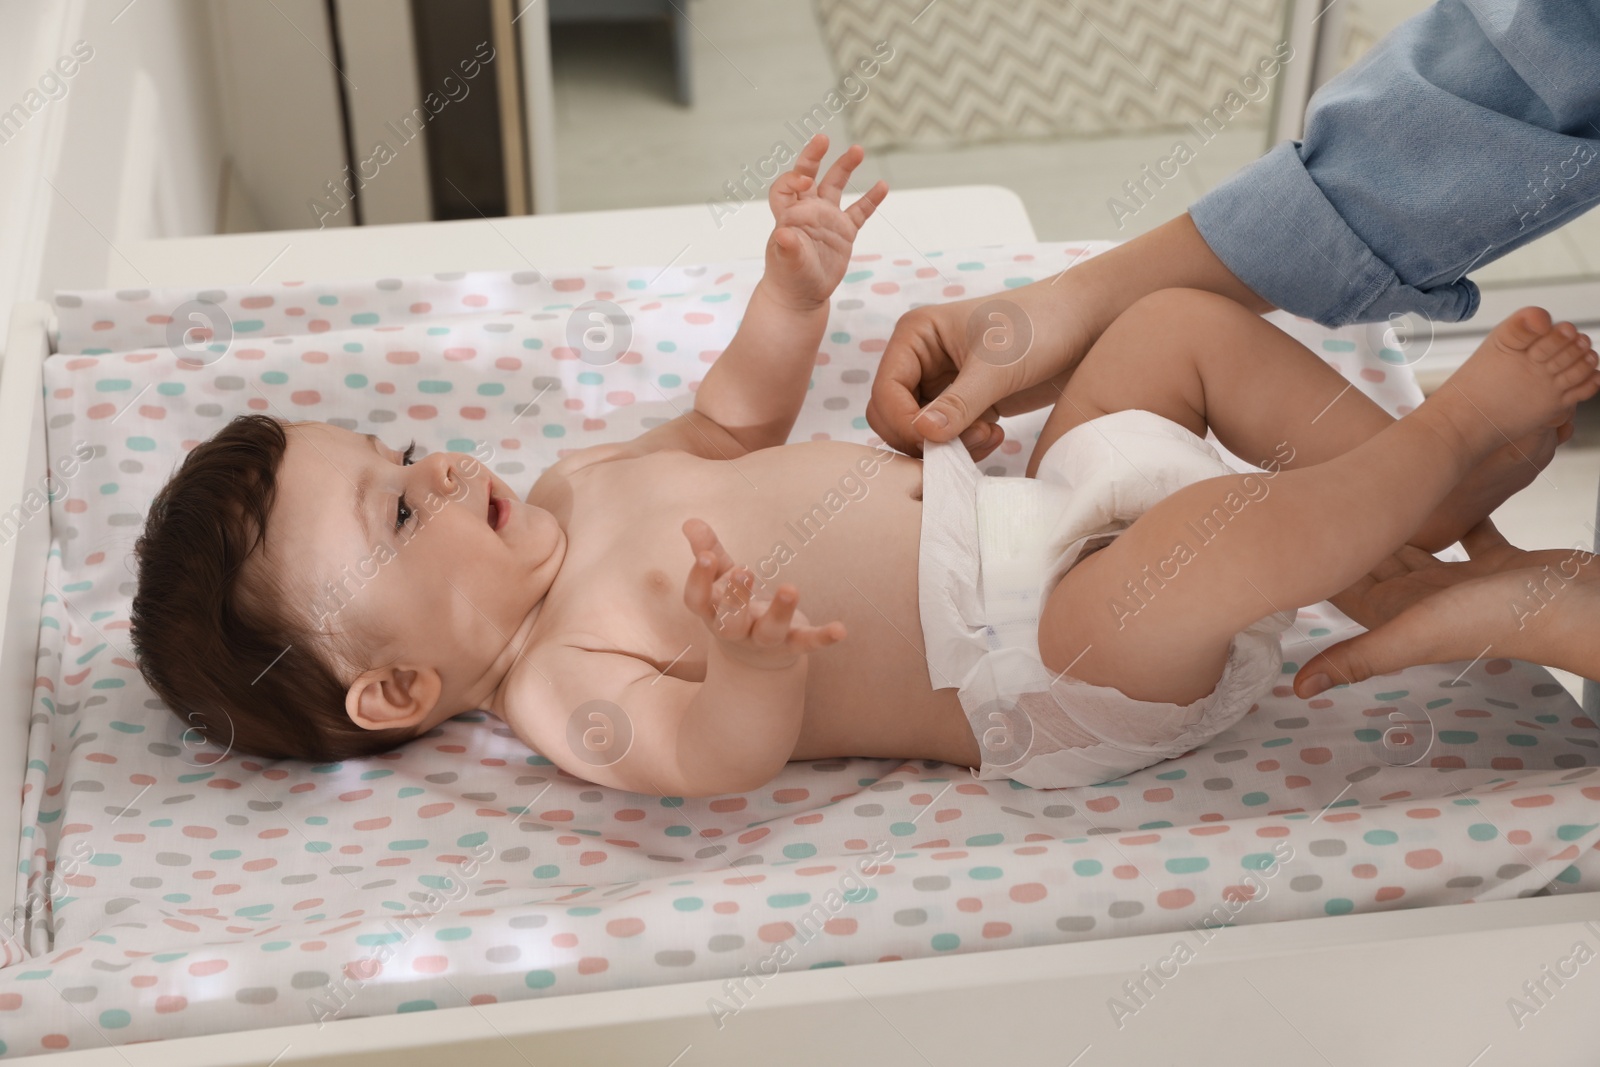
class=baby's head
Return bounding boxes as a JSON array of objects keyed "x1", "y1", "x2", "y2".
[{"x1": 130, "y1": 415, "x2": 563, "y2": 761}]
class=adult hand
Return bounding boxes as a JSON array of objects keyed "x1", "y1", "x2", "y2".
[
  {"x1": 1297, "y1": 519, "x2": 1597, "y2": 696},
  {"x1": 865, "y1": 214, "x2": 1272, "y2": 460}
]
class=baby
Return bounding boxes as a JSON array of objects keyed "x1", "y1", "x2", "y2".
[{"x1": 130, "y1": 135, "x2": 1600, "y2": 795}]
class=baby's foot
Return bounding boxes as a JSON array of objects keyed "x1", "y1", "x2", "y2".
[
  {"x1": 1416, "y1": 308, "x2": 1600, "y2": 468},
  {"x1": 1409, "y1": 416, "x2": 1574, "y2": 552}
]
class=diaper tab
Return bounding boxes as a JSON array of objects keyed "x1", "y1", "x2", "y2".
[{"x1": 974, "y1": 475, "x2": 1072, "y2": 661}]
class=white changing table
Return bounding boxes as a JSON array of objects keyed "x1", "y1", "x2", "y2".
[{"x1": 3, "y1": 186, "x2": 1597, "y2": 1066}]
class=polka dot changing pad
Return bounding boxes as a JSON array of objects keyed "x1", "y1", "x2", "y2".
[{"x1": 3, "y1": 243, "x2": 1596, "y2": 1057}]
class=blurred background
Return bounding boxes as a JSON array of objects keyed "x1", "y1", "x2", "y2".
[{"x1": 1, "y1": 0, "x2": 1597, "y2": 692}]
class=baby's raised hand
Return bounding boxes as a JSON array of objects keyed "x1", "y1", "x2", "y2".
[
  {"x1": 682, "y1": 518, "x2": 847, "y2": 669},
  {"x1": 764, "y1": 133, "x2": 889, "y2": 311}
]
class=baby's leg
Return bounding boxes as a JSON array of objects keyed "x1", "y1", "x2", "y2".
[
  {"x1": 1036, "y1": 308, "x2": 1600, "y2": 706},
  {"x1": 1024, "y1": 289, "x2": 1585, "y2": 551}
]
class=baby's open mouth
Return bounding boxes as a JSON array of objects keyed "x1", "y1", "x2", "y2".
[{"x1": 488, "y1": 493, "x2": 507, "y2": 532}]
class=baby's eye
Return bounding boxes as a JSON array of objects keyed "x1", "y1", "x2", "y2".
[{"x1": 395, "y1": 441, "x2": 418, "y2": 530}]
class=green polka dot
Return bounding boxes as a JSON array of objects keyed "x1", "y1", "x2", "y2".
[
  {"x1": 233, "y1": 320, "x2": 264, "y2": 333},
  {"x1": 343, "y1": 342, "x2": 363, "y2": 352},
  {"x1": 627, "y1": 278, "x2": 645, "y2": 289},
  {"x1": 782, "y1": 843, "x2": 817, "y2": 859},
  {"x1": 352, "y1": 312, "x2": 379, "y2": 325},
  {"x1": 523, "y1": 338, "x2": 542, "y2": 348},
  {"x1": 673, "y1": 897, "x2": 703, "y2": 912},
  {"x1": 446, "y1": 439, "x2": 476, "y2": 452},
  {"x1": 344, "y1": 373, "x2": 368, "y2": 388},
  {"x1": 1557, "y1": 824, "x2": 1597, "y2": 841},
  {"x1": 525, "y1": 970, "x2": 556, "y2": 989},
  {"x1": 126, "y1": 437, "x2": 156, "y2": 452},
  {"x1": 956, "y1": 262, "x2": 984, "y2": 271},
  {"x1": 397, "y1": 1000, "x2": 436, "y2": 1013},
  {"x1": 418, "y1": 380, "x2": 452, "y2": 394},
  {"x1": 388, "y1": 840, "x2": 427, "y2": 851},
  {"x1": 1261, "y1": 737, "x2": 1292, "y2": 748},
  {"x1": 1165, "y1": 857, "x2": 1208, "y2": 874},
  {"x1": 156, "y1": 382, "x2": 184, "y2": 396},
  {"x1": 305, "y1": 841, "x2": 331, "y2": 853},
  {"x1": 1439, "y1": 731, "x2": 1479, "y2": 744},
  {"x1": 1535, "y1": 714, "x2": 1561, "y2": 724},
  {"x1": 1467, "y1": 823, "x2": 1498, "y2": 841},
  {"x1": 97, "y1": 483, "x2": 117, "y2": 496},
  {"x1": 657, "y1": 341, "x2": 677, "y2": 352},
  {"x1": 566, "y1": 906, "x2": 599, "y2": 917},
  {"x1": 1506, "y1": 735, "x2": 1538, "y2": 747},
  {"x1": 769, "y1": 893, "x2": 810, "y2": 907},
  {"x1": 1321, "y1": 339, "x2": 1356, "y2": 352},
  {"x1": 476, "y1": 382, "x2": 504, "y2": 396},
  {"x1": 1003, "y1": 276, "x2": 1033, "y2": 287},
  {"x1": 659, "y1": 374, "x2": 681, "y2": 388},
  {"x1": 1324, "y1": 898, "x2": 1354, "y2": 915},
  {"x1": 98, "y1": 1009, "x2": 131, "y2": 1029},
  {"x1": 1241, "y1": 853, "x2": 1278, "y2": 870},
  {"x1": 427, "y1": 327, "x2": 450, "y2": 336},
  {"x1": 830, "y1": 332, "x2": 850, "y2": 343},
  {"x1": 577, "y1": 371, "x2": 603, "y2": 385},
  {"x1": 457, "y1": 831, "x2": 488, "y2": 848},
  {"x1": 665, "y1": 825, "x2": 691, "y2": 837},
  {"x1": 890, "y1": 821, "x2": 918, "y2": 836},
  {"x1": 931, "y1": 933, "x2": 960, "y2": 950},
  {"x1": 844, "y1": 270, "x2": 873, "y2": 283},
  {"x1": 1363, "y1": 830, "x2": 1399, "y2": 846},
  {"x1": 262, "y1": 941, "x2": 290, "y2": 951},
  {"x1": 542, "y1": 425, "x2": 565, "y2": 438},
  {"x1": 1557, "y1": 865, "x2": 1582, "y2": 884},
  {"x1": 1353, "y1": 728, "x2": 1381, "y2": 742},
  {"x1": 1072, "y1": 859, "x2": 1102, "y2": 876},
  {"x1": 261, "y1": 371, "x2": 288, "y2": 384},
  {"x1": 965, "y1": 833, "x2": 1003, "y2": 847},
  {"x1": 1241, "y1": 792, "x2": 1269, "y2": 806},
  {"x1": 533, "y1": 865, "x2": 559, "y2": 878},
  {"x1": 436, "y1": 928, "x2": 471, "y2": 941},
  {"x1": 969, "y1": 866, "x2": 1002, "y2": 880}
]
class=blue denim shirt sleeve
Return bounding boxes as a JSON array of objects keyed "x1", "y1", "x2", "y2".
[{"x1": 1189, "y1": 0, "x2": 1600, "y2": 327}]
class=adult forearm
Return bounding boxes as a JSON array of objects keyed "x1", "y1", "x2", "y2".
[
  {"x1": 694, "y1": 280, "x2": 830, "y2": 452},
  {"x1": 672, "y1": 643, "x2": 808, "y2": 796}
]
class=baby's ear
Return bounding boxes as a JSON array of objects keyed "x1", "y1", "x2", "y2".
[{"x1": 346, "y1": 666, "x2": 442, "y2": 732}]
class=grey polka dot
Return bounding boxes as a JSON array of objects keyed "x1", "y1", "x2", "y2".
[
  {"x1": 869, "y1": 780, "x2": 904, "y2": 792},
  {"x1": 1532, "y1": 683, "x2": 1565, "y2": 697},
  {"x1": 49, "y1": 414, "x2": 74, "y2": 429},
  {"x1": 329, "y1": 866, "x2": 362, "y2": 876},
  {"x1": 130, "y1": 877, "x2": 161, "y2": 889},
  {"x1": 485, "y1": 323, "x2": 512, "y2": 333},
  {"x1": 530, "y1": 312, "x2": 558, "y2": 321},
  {"x1": 104, "y1": 898, "x2": 138, "y2": 915},
  {"x1": 61, "y1": 986, "x2": 97, "y2": 1002},
  {"x1": 695, "y1": 845, "x2": 727, "y2": 860},
  {"x1": 247, "y1": 799, "x2": 282, "y2": 812},
  {"x1": 426, "y1": 772, "x2": 457, "y2": 784},
  {"x1": 214, "y1": 375, "x2": 245, "y2": 391},
  {"x1": 836, "y1": 299, "x2": 863, "y2": 310},
  {"x1": 499, "y1": 847, "x2": 530, "y2": 863},
  {"x1": 118, "y1": 460, "x2": 144, "y2": 473},
  {"x1": 462, "y1": 792, "x2": 496, "y2": 802},
  {"x1": 433, "y1": 272, "x2": 466, "y2": 281},
  {"x1": 1562, "y1": 767, "x2": 1598, "y2": 780},
  {"x1": 1057, "y1": 916, "x2": 1095, "y2": 932},
  {"x1": 115, "y1": 289, "x2": 150, "y2": 301},
  {"x1": 69, "y1": 779, "x2": 103, "y2": 792},
  {"x1": 1274, "y1": 717, "x2": 1308, "y2": 729},
  {"x1": 327, "y1": 417, "x2": 358, "y2": 431},
  {"x1": 1289, "y1": 875, "x2": 1322, "y2": 892},
  {"x1": 512, "y1": 272, "x2": 541, "y2": 284},
  {"x1": 532, "y1": 375, "x2": 562, "y2": 391},
  {"x1": 195, "y1": 403, "x2": 223, "y2": 417},
  {"x1": 911, "y1": 876, "x2": 949, "y2": 892},
  {"x1": 894, "y1": 909, "x2": 927, "y2": 926},
  {"x1": 376, "y1": 278, "x2": 403, "y2": 291},
  {"x1": 1108, "y1": 901, "x2": 1143, "y2": 919},
  {"x1": 1042, "y1": 804, "x2": 1076, "y2": 818},
  {"x1": 1213, "y1": 749, "x2": 1248, "y2": 763},
  {"x1": 1203, "y1": 778, "x2": 1233, "y2": 791},
  {"x1": 493, "y1": 462, "x2": 525, "y2": 475},
  {"x1": 369, "y1": 409, "x2": 396, "y2": 423},
  {"x1": 729, "y1": 855, "x2": 763, "y2": 868},
  {"x1": 853, "y1": 804, "x2": 884, "y2": 817},
  {"x1": 486, "y1": 945, "x2": 520, "y2": 963},
  {"x1": 840, "y1": 369, "x2": 870, "y2": 384},
  {"x1": 55, "y1": 294, "x2": 82, "y2": 308},
  {"x1": 226, "y1": 815, "x2": 248, "y2": 826},
  {"x1": 1498, "y1": 864, "x2": 1531, "y2": 879},
  {"x1": 1555, "y1": 754, "x2": 1590, "y2": 768},
  {"x1": 197, "y1": 290, "x2": 227, "y2": 303},
  {"x1": 1308, "y1": 839, "x2": 1346, "y2": 857},
  {"x1": 1446, "y1": 876, "x2": 1483, "y2": 889},
  {"x1": 107, "y1": 513, "x2": 143, "y2": 526},
  {"x1": 281, "y1": 874, "x2": 316, "y2": 885},
  {"x1": 156, "y1": 852, "x2": 190, "y2": 866},
  {"x1": 708, "y1": 934, "x2": 744, "y2": 952},
  {"x1": 236, "y1": 987, "x2": 278, "y2": 1004},
  {"x1": 290, "y1": 971, "x2": 329, "y2": 990},
  {"x1": 646, "y1": 854, "x2": 683, "y2": 863},
  {"x1": 655, "y1": 950, "x2": 695, "y2": 967},
  {"x1": 510, "y1": 914, "x2": 548, "y2": 929},
  {"x1": 822, "y1": 397, "x2": 849, "y2": 410},
  {"x1": 1346, "y1": 766, "x2": 1381, "y2": 782}
]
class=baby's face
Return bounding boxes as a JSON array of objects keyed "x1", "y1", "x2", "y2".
[{"x1": 265, "y1": 421, "x2": 564, "y2": 723}]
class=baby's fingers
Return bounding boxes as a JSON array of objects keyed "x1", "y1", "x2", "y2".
[
  {"x1": 750, "y1": 584, "x2": 800, "y2": 647},
  {"x1": 816, "y1": 143, "x2": 864, "y2": 206},
  {"x1": 845, "y1": 179, "x2": 888, "y2": 230},
  {"x1": 683, "y1": 550, "x2": 722, "y2": 620}
]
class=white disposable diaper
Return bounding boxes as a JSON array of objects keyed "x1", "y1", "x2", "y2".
[{"x1": 916, "y1": 408, "x2": 1298, "y2": 788}]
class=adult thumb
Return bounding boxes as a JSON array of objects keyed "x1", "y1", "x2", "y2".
[
  {"x1": 1294, "y1": 606, "x2": 1448, "y2": 699},
  {"x1": 914, "y1": 362, "x2": 1006, "y2": 444}
]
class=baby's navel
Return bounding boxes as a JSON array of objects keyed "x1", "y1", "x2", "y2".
[{"x1": 646, "y1": 568, "x2": 672, "y2": 593}]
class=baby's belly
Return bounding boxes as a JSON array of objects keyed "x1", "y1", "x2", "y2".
[{"x1": 567, "y1": 442, "x2": 979, "y2": 767}]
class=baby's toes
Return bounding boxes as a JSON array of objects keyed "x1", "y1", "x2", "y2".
[{"x1": 1526, "y1": 320, "x2": 1577, "y2": 363}]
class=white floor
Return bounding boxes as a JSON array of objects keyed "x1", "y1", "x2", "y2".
[{"x1": 548, "y1": 3, "x2": 1600, "y2": 702}]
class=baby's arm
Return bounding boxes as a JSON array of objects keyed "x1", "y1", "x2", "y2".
[{"x1": 692, "y1": 134, "x2": 888, "y2": 453}]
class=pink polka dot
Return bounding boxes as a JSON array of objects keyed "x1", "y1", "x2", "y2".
[
  {"x1": 824, "y1": 918, "x2": 857, "y2": 935},
  {"x1": 86, "y1": 403, "x2": 115, "y2": 420},
  {"x1": 554, "y1": 278, "x2": 585, "y2": 291},
  {"x1": 235, "y1": 348, "x2": 265, "y2": 361},
  {"x1": 943, "y1": 286, "x2": 965, "y2": 297},
  {"x1": 291, "y1": 391, "x2": 321, "y2": 406},
  {"x1": 302, "y1": 350, "x2": 328, "y2": 363},
  {"x1": 1512, "y1": 794, "x2": 1554, "y2": 807},
  {"x1": 578, "y1": 957, "x2": 609, "y2": 975},
  {"x1": 386, "y1": 350, "x2": 419, "y2": 364},
  {"x1": 552, "y1": 933, "x2": 578, "y2": 949},
  {"x1": 155, "y1": 995, "x2": 188, "y2": 1013},
  {"x1": 460, "y1": 406, "x2": 486, "y2": 420},
  {"x1": 582, "y1": 419, "x2": 606, "y2": 432},
  {"x1": 187, "y1": 959, "x2": 227, "y2": 977},
  {"x1": 241, "y1": 296, "x2": 274, "y2": 309},
  {"x1": 606, "y1": 918, "x2": 644, "y2": 937},
  {"x1": 870, "y1": 282, "x2": 900, "y2": 294},
  {"x1": 684, "y1": 312, "x2": 714, "y2": 325},
  {"x1": 957, "y1": 897, "x2": 983, "y2": 912},
  {"x1": 408, "y1": 405, "x2": 437, "y2": 419},
  {"x1": 413, "y1": 956, "x2": 449, "y2": 973},
  {"x1": 759, "y1": 922, "x2": 795, "y2": 942},
  {"x1": 247, "y1": 397, "x2": 268, "y2": 411},
  {"x1": 445, "y1": 348, "x2": 476, "y2": 361},
  {"x1": 982, "y1": 922, "x2": 1012, "y2": 938},
  {"x1": 1352, "y1": 864, "x2": 1377, "y2": 878},
  {"x1": 713, "y1": 901, "x2": 738, "y2": 915},
  {"x1": 1375, "y1": 886, "x2": 1405, "y2": 902},
  {"x1": 773, "y1": 788, "x2": 810, "y2": 804},
  {"x1": 1157, "y1": 889, "x2": 1195, "y2": 909},
  {"x1": 1009, "y1": 883, "x2": 1046, "y2": 903},
  {"x1": 1086, "y1": 797, "x2": 1119, "y2": 813},
  {"x1": 1143, "y1": 788, "x2": 1174, "y2": 803},
  {"x1": 410, "y1": 302, "x2": 431, "y2": 314},
  {"x1": 916, "y1": 267, "x2": 939, "y2": 278},
  {"x1": 1113, "y1": 865, "x2": 1139, "y2": 880},
  {"x1": 463, "y1": 294, "x2": 488, "y2": 307},
  {"x1": 308, "y1": 320, "x2": 331, "y2": 333},
  {"x1": 495, "y1": 357, "x2": 522, "y2": 371},
  {"x1": 1405, "y1": 849, "x2": 1442, "y2": 869},
  {"x1": 552, "y1": 347, "x2": 580, "y2": 361},
  {"x1": 1360, "y1": 368, "x2": 1387, "y2": 382},
  {"x1": 579, "y1": 851, "x2": 606, "y2": 865},
  {"x1": 1301, "y1": 747, "x2": 1332, "y2": 764},
  {"x1": 605, "y1": 391, "x2": 634, "y2": 405}
]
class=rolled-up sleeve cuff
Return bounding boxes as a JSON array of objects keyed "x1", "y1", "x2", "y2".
[{"x1": 1189, "y1": 142, "x2": 1479, "y2": 328}]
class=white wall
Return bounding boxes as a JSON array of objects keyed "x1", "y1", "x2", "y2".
[{"x1": 0, "y1": 0, "x2": 225, "y2": 349}]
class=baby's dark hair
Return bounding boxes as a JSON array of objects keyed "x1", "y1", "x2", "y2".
[{"x1": 129, "y1": 413, "x2": 415, "y2": 761}]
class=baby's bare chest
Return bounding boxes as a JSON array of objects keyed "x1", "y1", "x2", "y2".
[{"x1": 541, "y1": 442, "x2": 926, "y2": 671}]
